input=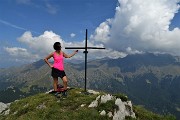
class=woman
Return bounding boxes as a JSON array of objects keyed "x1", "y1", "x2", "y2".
[{"x1": 44, "y1": 42, "x2": 78, "y2": 93}]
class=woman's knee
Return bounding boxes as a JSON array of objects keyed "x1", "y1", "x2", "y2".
[{"x1": 62, "y1": 76, "x2": 68, "y2": 83}]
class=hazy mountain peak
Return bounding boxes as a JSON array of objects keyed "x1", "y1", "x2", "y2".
[{"x1": 31, "y1": 59, "x2": 46, "y2": 69}]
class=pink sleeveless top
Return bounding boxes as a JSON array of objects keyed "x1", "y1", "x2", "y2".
[{"x1": 53, "y1": 51, "x2": 64, "y2": 71}]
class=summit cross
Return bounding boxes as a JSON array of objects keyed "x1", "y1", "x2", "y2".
[{"x1": 65, "y1": 29, "x2": 105, "y2": 93}]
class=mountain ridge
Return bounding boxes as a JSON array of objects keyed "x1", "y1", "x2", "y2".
[{"x1": 0, "y1": 52, "x2": 180, "y2": 119}]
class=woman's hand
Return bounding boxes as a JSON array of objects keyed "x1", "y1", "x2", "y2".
[{"x1": 74, "y1": 50, "x2": 78, "y2": 54}]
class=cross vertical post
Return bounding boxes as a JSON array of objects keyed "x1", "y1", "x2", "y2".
[
  {"x1": 65, "y1": 29, "x2": 105, "y2": 93},
  {"x1": 84, "y1": 29, "x2": 88, "y2": 92}
]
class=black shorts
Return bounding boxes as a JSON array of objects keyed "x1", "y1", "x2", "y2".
[{"x1": 51, "y1": 67, "x2": 66, "y2": 78}]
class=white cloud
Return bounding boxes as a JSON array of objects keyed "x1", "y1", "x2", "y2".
[
  {"x1": 5, "y1": 30, "x2": 126, "y2": 63},
  {"x1": 4, "y1": 31, "x2": 63, "y2": 63},
  {"x1": 4, "y1": 47, "x2": 39, "y2": 62},
  {"x1": 0, "y1": 19, "x2": 27, "y2": 31},
  {"x1": 0, "y1": 19, "x2": 39, "y2": 34},
  {"x1": 70, "y1": 33, "x2": 76, "y2": 38},
  {"x1": 88, "y1": 48, "x2": 127, "y2": 59},
  {"x1": 91, "y1": 0, "x2": 180, "y2": 55},
  {"x1": 90, "y1": 19, "x2": 111, "y2": 43},
  {"x1": 126, "y1": 47, "x2": 144, "y2": 55},
  {"x1": 18, "y1": 31, "x2": 63, "y2": 55},
  {"x1": 4, "y1": 0, "x2": 180, "y2": 66}
]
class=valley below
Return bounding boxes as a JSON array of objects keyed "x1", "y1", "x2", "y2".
[{"x1": 0, "y1": 53, "x2": 180, "y2": 119}]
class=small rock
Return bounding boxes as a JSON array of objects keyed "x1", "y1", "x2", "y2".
[
  {"x1": 80, "y1": 104, "x2": 86, "y2": 107},
  {"x1": 0, "y1": 102, "x2": 8, "y2": 113},
  {"x1": 88, "y1": 95, "x2": 100, "y2": 108},
  {"x1": 108, "y1": 112, "x2": 113, "y2": 117},
  {"x1": 87, "y1": 90, "x2": 100, "y2": 95},
  {"x1": 100, "y1": 110, "x2": 106, "y2": 116},
  {"x1": 4, "y1": 109, "x2": 10, "y2": 115},
  {"x1": 101, "y1": 94, "x2": 114, "y2": 103},
  {"x1": 113, "y1": 98, "x2": 136, "y2": 120},
  {"x1": 36, "y1": 103, "x2": 46, "y2": 109}
]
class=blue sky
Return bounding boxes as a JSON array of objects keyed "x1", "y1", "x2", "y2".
[
  {"x1": 0, "y1": 0, "x2": 180, "y2": 68},
  {"x1": 0, "y1": 0, "x2": 116, "y2": 42}
]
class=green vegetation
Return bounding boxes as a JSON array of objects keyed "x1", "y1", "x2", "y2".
[
  {"x1": 0, "y1": 88, "x2": 110, "y2": 120},
  {"x1": 97, "y1": 100, "x2": 118, "y2": 114},
  {"x1": 113, "y1": 93, "x2": 128, "y2": 102},
  {"x1": 133, "y1": 106, "x2": 176, "y2": 120},
  {"x1": 0, "y1": 88, "x2": 176, "y2": 120}
]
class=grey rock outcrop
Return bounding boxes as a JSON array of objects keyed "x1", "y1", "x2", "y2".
[
  {"x1": 0, "y1": 102, "x2": 10, "y2": 115},
  {"x1": 88, "y1": 94, "x2": 136, "y2": 120}
]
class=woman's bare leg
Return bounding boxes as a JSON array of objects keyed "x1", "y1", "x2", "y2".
[
  {"x1": 62, "y1": 76, "x2": 68, "y2": 90},
  {"x1": 53, "y1": 77, "x2": 58, "y2": 91}
]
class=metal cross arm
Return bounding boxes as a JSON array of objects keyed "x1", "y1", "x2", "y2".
[
  {"x1": 65, "y1": 47, "x2": 105, "y2": 49},
  {"x1": 65, "y1": 29, "x2": 105, "y2": 93}
]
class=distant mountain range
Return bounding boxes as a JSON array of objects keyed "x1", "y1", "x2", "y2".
[{"x1": 0, "y1": 53, "x2": 180, "y2": 119}]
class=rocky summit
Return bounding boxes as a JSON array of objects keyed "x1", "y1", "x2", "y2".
[{"x1": 0, "y1": 88, "x2": 175, "y2": 120}]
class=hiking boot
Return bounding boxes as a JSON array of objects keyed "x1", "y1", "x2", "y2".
[
  {"x1": 49, "y1": 90, "x2": 57, "y2": 94},
  {"x1": 62, "y1": 90, "x2": 67, "y2": 97},
  {"x1": 54, "y1": 92, "x2": 60, "y2": 96}
]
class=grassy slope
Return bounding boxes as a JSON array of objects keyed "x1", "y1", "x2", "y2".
[{"x1": 0, "y1": 88, "x2": 176, "y2": 120}]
